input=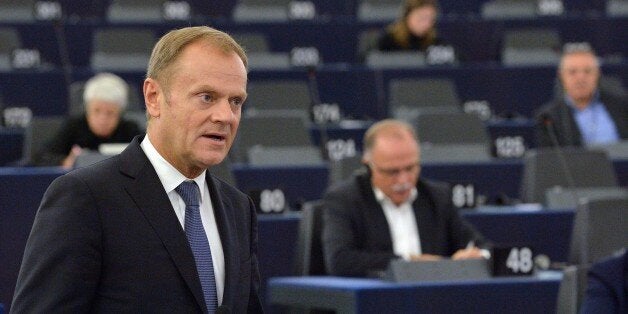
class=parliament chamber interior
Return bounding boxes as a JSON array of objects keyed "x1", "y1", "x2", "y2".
[{"x1": 1, "y1": 0, "x2": 627, "y2": 313}]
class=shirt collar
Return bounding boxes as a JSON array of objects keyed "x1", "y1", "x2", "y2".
[
  {"x1": 373, "y1": 186, "x2": 418, "y2": 208},
  {"x1": 140, "y1": 134, "x2": 206, "y2": 199},
  {"x1": 565, "y1": 89, "x2": 601, "y2": 111}
]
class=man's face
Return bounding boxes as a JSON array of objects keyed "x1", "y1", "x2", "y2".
[
  {"x1": 559, "y1": 52, "x2": 600, "y2": 106},
  {"x1": 145, "y1": 40, "x2": 247, "y2": 177},
  {"x1": 86, "y1": 100, "x2": 122, "y2": 138},
  {"x1": 368, "y1": 132, "x2": 420, "y2": 206}
]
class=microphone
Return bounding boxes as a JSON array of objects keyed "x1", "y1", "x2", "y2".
[
  {"x1": 216, "y1": 305, "x2": 231, "y2": 314},
  {"x1": 307, "y1": 66, "x2": 329, "y2": 161},
  {"x1": 538, "y1": 113, "x2": 580, "y2": 207}
]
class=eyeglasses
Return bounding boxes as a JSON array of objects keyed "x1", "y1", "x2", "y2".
[{"x1": 370, "y1": 161, "x2": 420, "y2": 177}]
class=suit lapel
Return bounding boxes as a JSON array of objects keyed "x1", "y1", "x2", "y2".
[
  {"x1": 414, "y1": 193, "x2": 434, "y2": 253},
  {"x1": 357, "y1": 174, "x2": 394, "y2": 251},
  {"x1": 206, "y1": 173, "x2": 239, "y2": 309},
  {"x1": 119, "y1": 136, "x2": 207, "y2": 312}
]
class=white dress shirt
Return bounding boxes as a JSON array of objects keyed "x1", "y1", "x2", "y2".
[
  {"x1": 374, "y1": 187, "x2": 421, "y2": 260},
  {"x1": 141, "y1": 135, "x2": 225, "y2": 305}
]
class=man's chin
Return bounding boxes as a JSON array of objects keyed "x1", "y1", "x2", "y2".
[{"x1": 195, "y1": 151, "x2": 227, "y2": 167}]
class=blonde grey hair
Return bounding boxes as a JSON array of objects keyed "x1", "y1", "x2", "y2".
[
  {"x1": 146, "y1": 26, "x2": 247, "y2": 89},
  {"x1": 559, "y1": 42, "x2": 600, "y2": 71},
  {"x1": 363, "y1": 119, "x2": 419, "y2": 161},
  {"x1": 83, "y1": 72, "x2": 129, "y2": 111}
]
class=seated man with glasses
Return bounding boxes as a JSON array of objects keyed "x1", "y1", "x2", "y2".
[{"x1": 322, "y1": 119, "x2": 486, "y2": 277}]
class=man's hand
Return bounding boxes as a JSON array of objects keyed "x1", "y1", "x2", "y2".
[
  {"x1": 408, "y1": 254, "x2": 444, "y2": 261},
  {"x1": 451, "y1": 247, "x2": 485, "y2": 260},
  {"x1": 61, "y1": 145, "x2": 82, "y2": 169}
]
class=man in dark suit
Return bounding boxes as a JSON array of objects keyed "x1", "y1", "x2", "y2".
[
  {"x1": 580, "y1": 249, "x2": 627, "y2": 314},
  {"x1": 11, "y1": 26, "x2": 263, "y2": 313},
  {"x1": 322, "y1": 119, "x2": 486, "y2": 277},
  {"x1": 536, "y1": 44, "x2": 628, "y2": 147}
]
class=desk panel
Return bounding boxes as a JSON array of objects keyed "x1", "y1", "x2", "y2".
[
  {"x1": 231, "y1": 164, "x2": 329, "y2": 209},
  {"x1": 270, "y1": 275, "x2": 562, "y2": 313},
  {"x1": 0, "y1": 128, "x2": 25, "y2": 166},
  {"x1": 0, "y1": 164, "x2": 574, "y2": 311},
  {"x1": 257, "y1": 214, "x2": 300, "y2": 311},
  {"x1": 463, "y1": 208, "x2": 574, "y2": 262},
  {"x1": 0, "y1": 167, "x2": 65, "y2": 309}
]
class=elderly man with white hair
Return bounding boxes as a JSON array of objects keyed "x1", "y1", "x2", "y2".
[{"x1": 34, "y1": 73, "x2": 142, "y2": 168}]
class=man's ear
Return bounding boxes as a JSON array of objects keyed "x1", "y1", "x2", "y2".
[{"x1": 144, "y1": 78, "x2": 161, "y2": 119}]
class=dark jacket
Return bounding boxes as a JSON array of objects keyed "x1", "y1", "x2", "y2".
[
  {"x1": 34, "y1": 115, "x2": 141, "y2": 166},
  {"x1": 11, "y1": 135, "x2": 263, "y2": 313},
  {"x1": 535, "y1": 91, "x2": 628, "y2": 147},
  {"x1": 580, "y1": 251, "x2": 627, "y2": 314},
  {"x1": 322, "y1": 170, "x2": 484, "y2": 277}
]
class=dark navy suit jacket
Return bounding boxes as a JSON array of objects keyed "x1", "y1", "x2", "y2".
[
  {"x1": 580, "y1": 251, "x2": 627, "y2": 314},
  {"x1": 11, "y1": 135, "x2": 263, "y2": 313}
]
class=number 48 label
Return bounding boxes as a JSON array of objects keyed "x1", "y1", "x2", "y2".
[{"x1": 506, "y1": 247, "x2": 534, "y2": 274}]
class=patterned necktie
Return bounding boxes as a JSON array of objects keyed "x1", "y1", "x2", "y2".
[{"x1": 175, "y1": 181, "x2": 217, "y2": 313}]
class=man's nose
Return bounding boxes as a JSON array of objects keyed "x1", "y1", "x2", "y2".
[{"x1": 212, "y1": 99, "x2": 235, "y2": 123}]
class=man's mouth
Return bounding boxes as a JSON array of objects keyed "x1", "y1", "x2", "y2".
[{"x1": 203, "y1": 133, "x2": 226, "y2": 142}]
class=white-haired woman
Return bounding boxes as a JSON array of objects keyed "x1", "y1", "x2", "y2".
[{"x1": 35, "y1": 73, "x2": 142, "y2": 168}]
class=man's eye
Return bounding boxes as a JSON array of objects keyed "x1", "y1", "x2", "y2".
[
  {"x1": 231, "y1": 98, "x2": 244, "y2": 106},
  {"x1": 201, "y1": 94, "x2": 213, "y2": 102}
]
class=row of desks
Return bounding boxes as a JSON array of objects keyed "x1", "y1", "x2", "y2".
[
  {"x1": 268, "y1": 273, "x2": 563, "y2": 313},
  {"x1": 0, "y1": 166, "x2": 576, "y2": 310}
]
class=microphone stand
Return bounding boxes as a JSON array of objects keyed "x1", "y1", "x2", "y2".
[{"x1": 307, "y1": 66, "x2": 329, "y2": 160}]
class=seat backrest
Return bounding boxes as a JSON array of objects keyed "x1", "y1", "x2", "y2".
[
  {"x1": 503, "y1": 28, "x2": 561, "y2": 50},
  {"x1": 0, "y1": 27, "x2": 21, "y2": 70},
  {"x1": 107, "y1": 0, "x2": 165, "y2": 22},
  {"x1": 357, "y1": 29, "x2": 382, "y2": 62},
  {"x1": 607, "y1": 0, "x2": 628, "y2": 17},
  {"x1": 293, "y1": 200, "x2": 327, "y2": 276},
  {"x1": 0, "y1": 27, "x2": 21, "y2": 54},
  {"x1": 481, "y1": 0, "x2": 537, "y2": 20},
  {"x1": 357, "y1": 0, "x2": 400, "y2": 22},
  {"x1": 420, "y1": 143, "x2": 492, "y2": 164},
  {"x1": 366, "y1": 51, "x2": 426, "y2": 70},
  {"x1": 501, "y1": 28, "x2": 561, "y2": 65},
  {"x1": 26, "y1": 116, "x2": 65, "y2": 164},
  {"x1": 234, "y1": 113, "x2": 313, "y2": 162},
  {"x1": 209, "y1": 158, "x2": 237, "y2": 187},
  {"x1": 520, "y1": 148, "x2": 618, "y2": 203},
  {"x1": 246, "y1": 80, "x2": 312, "y2": 112},
  {"x1": 0, "y1": 0, "x2": 35, "y2": 22},
  {"x1": 545, "y1": 186, "x2": 628, "y2": 209},
  {"x1": 91, "y1": 28, "x2": 155, "y2": 71},
  {"x1": 232, "y1": 32, "x2": 270, "y2": 53},
  {"x1": 389, "y1": 78, "x2": 461, "y2": 120},
  {"x1": 247, "y1": 145, "x2": 323, "y2": 166},
  {"x1": 328, "y1": 155, "x2": 364, "y2": 186},
  {"x1": 74, "y1": 150, "x2": 111, "y2": 168},
  {"x1": 414, "y1": 112, "x2": 490, "y2": 145},
  {"x1": 568, "y1": 197, "x2": 628, "y2": 266},
  {"x1": 555, "y1": 265, "x2": 589, "y2": 314},
  {"x1": 93, "y1": 28, "x2": 155, "y2": 55},
  {"x1": 232, "y1": 0, "x2": 290, "y2": 22},
  {"x1": 588, "y1": 140, "x2": 628, "y2": 159}
]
